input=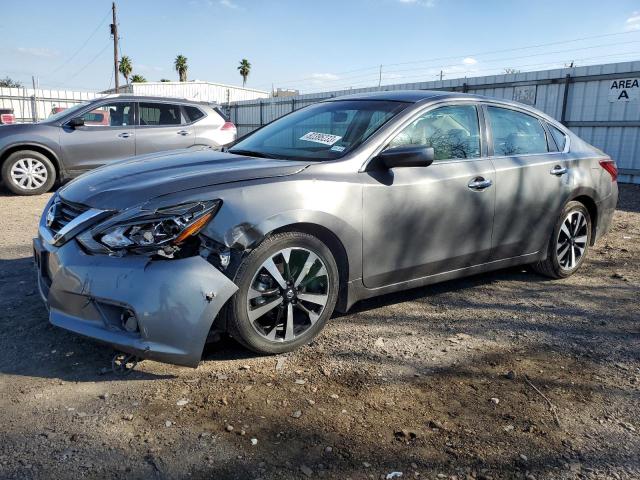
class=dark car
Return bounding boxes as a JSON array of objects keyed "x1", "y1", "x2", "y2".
[
  {"x1": 0, "y1": 95, "x2": 235, "y2": 195},
  {"x1": 33, "y1": 90, "x2": 618, "y2": 367}
]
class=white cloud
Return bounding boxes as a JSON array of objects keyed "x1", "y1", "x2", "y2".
[
  {"x1": 137, "y1": 64, "x2": 164, "y2": 73},
  {"x1": 16, "y1": 47, "x2": 58, "y2": 58},
  {"x1": 310, "y1": 73, "x2": 340, "y2": 82},
  {"x1": 462, "y1": 57, "x2": 478, "y2": 65},
  {"x1": 220, "y1": 0, "x2": 240, "y2": 8},
  {"x1": 398, "y1": 0, "x2": 436, "y2": 6},
  {"x1": 626, "y1": 11, "x2": 640, "y2": 30}
]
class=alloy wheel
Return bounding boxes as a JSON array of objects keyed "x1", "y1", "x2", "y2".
[
  {"x1": 556, "y1": 210, "x2": 588, "y2": 270},
  {"x1": 246, "y1": 247, "x2": 329, "y2": 342},
  {"x1": 10, "y1": 158, "x2": 48, "y2": 190}
]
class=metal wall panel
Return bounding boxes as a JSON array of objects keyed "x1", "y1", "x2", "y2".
[
  {"x1": 128, "y1": 81, "x2": 269, "y2": 104},
  {"x1": 0, "y1": 87, "x2": 101, "y2": 122},
  {"x1": 229, "y1": 61, "x2": 640, "y2": 183}
]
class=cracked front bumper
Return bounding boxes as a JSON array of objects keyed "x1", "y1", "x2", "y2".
[{"x1": 33, "y1": 233, "x2": 238, "y2": 367}]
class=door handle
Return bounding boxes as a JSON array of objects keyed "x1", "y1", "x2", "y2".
[
  {"x1": 118, "y1": 132, "x2": 132, "y2": 138},
  {"x1": 177, "y1": 130, "x2": 190, "y2": 136},
  {"x1": 468, "y1": 177, "x2": 493, "y2": 190},
  {"x1": 550, "y1": 165, "x2": 567, "y2": 176}
]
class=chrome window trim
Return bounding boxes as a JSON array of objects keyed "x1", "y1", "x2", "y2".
[
  {"x1": 361, "y1": 98, "x2": 487, "y2": 171},
  {"x1": 480, "y1": 101, "x2": 571, "y2": 155}
]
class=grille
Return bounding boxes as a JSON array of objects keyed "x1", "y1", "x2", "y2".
[{"x1": 49, "y1": 199, "x2": 89, "y2": 235}]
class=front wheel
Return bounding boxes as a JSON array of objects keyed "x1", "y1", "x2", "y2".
[
  {"x1": 227, "y1": 232, "x2": 339, "y2": 354},
  {"x1": 1, "y1": 150, "x2": 56, "y2": 195},
  {"x1": 532, "y1": 201, "x2": 592, "y2": 279}
]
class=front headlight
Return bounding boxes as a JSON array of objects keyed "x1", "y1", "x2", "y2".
[{"x1": 97, "y1": 200, "x2": 221, "y2": 253}]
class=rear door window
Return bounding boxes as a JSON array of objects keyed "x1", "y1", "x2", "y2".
[
  {"x1": 139, "y1": 103, "x2": 183, "y2": 126},
  {"x1": 486, "y1": 106, "x2": 548, "y2": 156}
]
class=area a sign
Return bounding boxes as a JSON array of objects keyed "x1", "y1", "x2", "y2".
[{"x1": 609, "y1": 78, "x2": 640, "y2": 102}]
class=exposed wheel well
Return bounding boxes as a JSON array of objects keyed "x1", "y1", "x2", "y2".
[
  {"x1": 572, "y1": 195, "x2": 598, "y2": 245},
  {"x1": 270, "y1": 223, "x2": 350, "y2": 312},
  {"x1": 0, "y1": 145, "x2": 61, "y2": 181}
]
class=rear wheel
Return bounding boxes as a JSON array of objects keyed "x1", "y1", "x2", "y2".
[
  {"x1": 227, "y1": 232, "x2": 339, "y2": 354},
  {"x1": 2, "y1": 150, "x2": 56, "y2": 195},
  {"x1": 532, "y1": 201, "x2": 591, "y2": 279}
]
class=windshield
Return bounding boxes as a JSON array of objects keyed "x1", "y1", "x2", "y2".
[
  {"x1": 230, "y1": 100, "x2": 409, "y2": 161},
  {"x1": 45, "y1": 102, "x2": 90, "y2": 122}
]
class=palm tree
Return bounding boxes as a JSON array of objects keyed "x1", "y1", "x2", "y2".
[
  {"x1": 174, "y1": 55, "x2": 188, "y2": 82},
  {"x1": 119, "y1": 56, "x2": 133, "y2": 85},
  {"x1": 237, "y1": 59, "x2": 251, "y2": 87},
  {"x1": 130, "y1": 74, "x2": 147, "y2": 83}
]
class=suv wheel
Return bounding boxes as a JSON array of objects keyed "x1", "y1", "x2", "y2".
[
  {"x1": 227, "y1": 232, "x2": 339, "y2": 354},
  {"x1": 2, "y1": 150, "x2": 56, "y2": 195},
  {"x1": 532, "y1": 201, "x2": 592, "y2": 279}
]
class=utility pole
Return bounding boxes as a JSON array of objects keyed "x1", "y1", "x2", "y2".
[
  {"x1": 111, "y1": 2, "x2": 120, "y2": 91},
  {"x1": 378, "y1": 64, "x2": 383, "y2": 88},
  {"x1": 439, "y1": 70, "x2": 444, "y2": 81}
]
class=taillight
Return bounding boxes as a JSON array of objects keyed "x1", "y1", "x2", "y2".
[
  {"x1": 0, "y1": 114, "x2": 15, "y2": 124},
  {"x1": 599, "y1": 159, "x2": 618, "y2": 182},
  {"x1": 220, "y1": 122, "x2": 236, "y2": 131}
]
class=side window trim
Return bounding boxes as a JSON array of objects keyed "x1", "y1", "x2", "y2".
[
  {"x1": 482, "y1": 103, "x2": 552, "y2": 158},
  {"x1": 70, "y1": 101, "x2": 134, "y2": 128},
  {"x1": 384, "y1": 102, "x2": 484, "y2": 163},
  {"x1": 546, "y1": 122, "x2": 570, "y2": 153}
]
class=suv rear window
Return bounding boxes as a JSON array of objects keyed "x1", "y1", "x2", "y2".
[
  {"x1": 184, "y1": 106, "x2": 205, "y2": 123},
  {"x1": 139, "y1": 103, "x2": 183, "y2": 126}
]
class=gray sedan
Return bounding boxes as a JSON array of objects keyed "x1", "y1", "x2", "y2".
[
  {"x1": 0, "y1": 95, "x2": 236, "y2": 195},
  {"x1": 33, "y1": 90, "x2": 618, "y2": 367}
]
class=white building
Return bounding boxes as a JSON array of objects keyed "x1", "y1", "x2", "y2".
[{"x1": 106, "y1": 80, "x2": 269, "y2": 104}]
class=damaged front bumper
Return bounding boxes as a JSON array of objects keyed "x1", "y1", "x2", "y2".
[{"x1": 33, "y1": 230, "x2": 238, "y2": 367}]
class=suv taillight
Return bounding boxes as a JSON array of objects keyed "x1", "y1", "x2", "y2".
[
  {"x1": 0, "y1": 113, "x2": 15, "y2": 124},
  {"x1": 221, "y1": 122, "x2": 236, "y2": 131},
  {"x1": 599, "y1": 159, "x2": 618, "y2": 182}
]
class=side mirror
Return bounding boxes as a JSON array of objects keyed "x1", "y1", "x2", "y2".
[
  {"x1": 376, "y1": 145, "x2": 435, "y2": 168},
  {"x1": 67, "y1": 117, "x2": 85, "y2": 128}
]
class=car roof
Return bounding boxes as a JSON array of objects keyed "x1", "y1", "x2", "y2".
[
  {"x1": 324, "y1": 89, "x2": 509, "y2": 105},
  {"x1": 322, "y1": 89, "x2": 562, "y2": 123},
  {"x1": 95, "y1": 94, "x2": 214, "y2": 107}
]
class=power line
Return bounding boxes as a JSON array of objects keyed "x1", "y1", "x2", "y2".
[
  {"x1": 63, "y1": 41, "x2": 112, "y2": 82},
  {"x1": 257, "y1": 29, "x2": 640, "y2": 89},
  {"x1": 297, "y1": 51, "x2": 640, "y2": 93},
  {"x1": 280, "y1": 39, "x2": 640, "y2": 93},
  {"x1": 49, "y1": 8, "x2": 111, "y2": 76}
]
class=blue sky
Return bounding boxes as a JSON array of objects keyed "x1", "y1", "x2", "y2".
[{"x1": 2, "y1": 0, "x2": 640, "y2": 93}]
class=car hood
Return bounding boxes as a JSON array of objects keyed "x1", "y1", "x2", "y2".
[{"x1": 59, "y1": 149, "x2": 309, "y2": 209}]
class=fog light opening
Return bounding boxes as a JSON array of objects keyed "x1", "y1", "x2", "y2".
[{"x1": 121, "y1": 310, "x2": 139, "y2": 333}]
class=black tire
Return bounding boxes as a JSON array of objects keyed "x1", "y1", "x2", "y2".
[
  {"x1": 227, "y1": 231, "x2": 339, "y2": 354},
  {"x1": 1, "y1": 150, "x2": 56, "y2": 195},
  {"x1": 532, "y1": 201, "x2": 592, "y2": 279}
]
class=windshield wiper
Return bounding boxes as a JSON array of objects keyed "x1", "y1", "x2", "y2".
[{"x1": 228, "y1": 149, "x2": 277, "y2": 159}]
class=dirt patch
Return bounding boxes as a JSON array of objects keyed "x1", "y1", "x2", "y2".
[{"x1": 0, "y1": 185, "x2": 638, "y2": 480}]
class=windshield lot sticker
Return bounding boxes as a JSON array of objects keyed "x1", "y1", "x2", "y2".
[
  {"x1": 300, "y1": 132, "x2": 342, "y2": 146},
  {"x1": 330, "y1": 145, "x2": 346, "y2": 152}
]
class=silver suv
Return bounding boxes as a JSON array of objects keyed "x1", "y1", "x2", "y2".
[{"x1": 0, "y1": 95, "x2": 236, "y2": 195}]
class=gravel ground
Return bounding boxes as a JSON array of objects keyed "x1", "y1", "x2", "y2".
[{"x1": 0, "y1": 185, "x2": 638, "y2": 480}]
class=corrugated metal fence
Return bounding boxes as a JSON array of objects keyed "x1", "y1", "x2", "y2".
[
  {"x1": 228, "y1": 61, "x2": 640, "y2": 184},
  {"x1": 0, "y1": 87, "x2": 101, "y2": 123}
]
